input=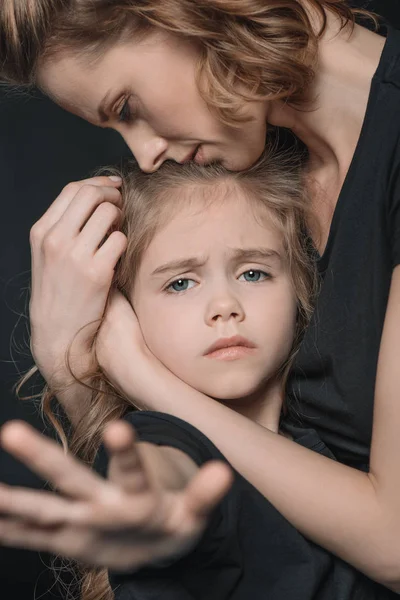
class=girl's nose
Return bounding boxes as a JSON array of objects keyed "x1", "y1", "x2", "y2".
[{"x1": 205, "y1": 290, "x2": 245, "y2": 326}]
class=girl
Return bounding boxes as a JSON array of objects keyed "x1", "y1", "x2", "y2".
[
  {"x1": 1, "y1": 0, "x2": 400, "y2": 593},
  {"x1": 1, "y1": 152, "x2": 389, "y2": 600}
]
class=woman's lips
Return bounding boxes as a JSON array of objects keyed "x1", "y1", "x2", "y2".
[
  {"x1": 204, "y1": 336, "x2": 256, "y2": 361},
  {"x1": 182, "y1": 145, "x2": 200, "y2": 163}
]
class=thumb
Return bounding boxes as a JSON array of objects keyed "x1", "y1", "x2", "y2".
[
  {"x1": 103, "y1": 421, "x2": 151, "y2": 493},
  {"x1": 184, "y1": 461, "x2": 233, "y2": 519}
]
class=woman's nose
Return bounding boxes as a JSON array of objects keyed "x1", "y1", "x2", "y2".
[
  {"x1": 124, "y1": 125, "x2": 169, "y2": 173},
  {"x1": 205, "y1": 290, "x2": 245, "y2": 326}
]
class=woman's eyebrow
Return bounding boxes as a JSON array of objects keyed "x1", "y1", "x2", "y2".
[{"x1": 151, "y1": 257, "x2": 207, "y2": 277}]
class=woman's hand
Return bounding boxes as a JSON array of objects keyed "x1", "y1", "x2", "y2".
[
  {"x1": 29, "y1": 176, "x2": 127, "y2": 423},
  {"x1": 95, "y1": 290, "x2": 161, "y2": 407},
  {"x1": 95, "y1": 291, "x2": 220, "y2": 414},
  {"x1": 0, "y1": 420, "x2": 232, "y2": 570}
]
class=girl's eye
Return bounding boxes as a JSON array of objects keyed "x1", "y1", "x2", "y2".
[
  {"x1": 118, "y1": 98, "x2": 132, "y2": 123},
  {"x1": 238, "y1": 269, "x2": 270, "y2": 283},
  {"x1": 166, "y1": 278, "x2": 196, "y2": 293}
]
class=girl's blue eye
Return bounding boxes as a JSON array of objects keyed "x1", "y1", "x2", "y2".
[
  {"x1": 239, "y1": 269, "x2": 270, "y2": 282},
  {"x1": 167, "y1": 278, "x2": 196, "y2": 293}
]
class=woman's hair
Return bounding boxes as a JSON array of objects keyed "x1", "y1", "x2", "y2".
[
  {"x1": 0, "y1": 1, "x2": 375, "y2": 125},
  {"x1": 18, "y1": 145, "x2": 316, "y2": 599}
]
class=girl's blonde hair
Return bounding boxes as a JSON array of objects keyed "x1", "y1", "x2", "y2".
[
  {"x1": 19, "y1": 146, "x2": 316, "y2": 599},
  {"x1": 1, "y1": 1, "x2": 375, "y2": 125}
]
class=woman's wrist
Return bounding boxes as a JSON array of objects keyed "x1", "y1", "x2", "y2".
[{"x1": 114, "y1": 353, "x2": 206, "y2": 414}]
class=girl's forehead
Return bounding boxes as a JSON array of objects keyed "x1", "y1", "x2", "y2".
[
  {"x1": 148, "y1": 181, "x2": 283, "y2": 248},
  {"x1": 166, "y1": 179, "x2": 278, "y2": 226}
]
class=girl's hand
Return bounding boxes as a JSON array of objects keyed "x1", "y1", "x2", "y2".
[
  {"x1": 29, "y1": 176, "x2": 127, "y2": 420},
  {"x1": 0, "y1": 420, "x2": 232, "y2": 570}
]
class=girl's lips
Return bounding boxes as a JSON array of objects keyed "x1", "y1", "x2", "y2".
[
  {"x1": 204, "y1": 335, "x2": 256, "y2": 358},
  {"x1": 205, "y1": 346, "x2": 256, "y2": 361}
]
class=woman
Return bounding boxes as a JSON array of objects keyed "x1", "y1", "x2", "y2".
[{"x1": 0, "y1": 0, "x2": 399, "y2": 593}]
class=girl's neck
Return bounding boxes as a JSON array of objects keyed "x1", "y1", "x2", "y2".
[{"x1": 218, "y1": 376, "x2": 284, "y2": 433}]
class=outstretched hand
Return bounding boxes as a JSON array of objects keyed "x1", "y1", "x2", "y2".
[{"x1": 0, "y1": 420, "x2": 232, "y2": 570}]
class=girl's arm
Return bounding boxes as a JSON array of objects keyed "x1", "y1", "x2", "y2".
[
  {"x1": 0, "y1": 419, "x2": 231, "y2": 569},
  {"x1": 97, "y1": 270, "x2": 400, "y2": 590}
]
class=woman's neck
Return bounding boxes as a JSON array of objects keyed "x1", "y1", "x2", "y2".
[{"x1": 268, "y1": 13, "x2": 385, "y2": 250}]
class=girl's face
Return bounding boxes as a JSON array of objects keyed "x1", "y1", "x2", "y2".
[
  {"x1": 131, "y1": 184, "x2": 297, "y2": 405},
  {"x1": 38, "y1": 30, "x2": 269, "y2": 173}
]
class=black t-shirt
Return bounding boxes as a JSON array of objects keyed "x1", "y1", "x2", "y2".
[
  {"x1": 286, "y1": 26, "x2": 400, "y2": 468},
  {"x1": 96, "y1": 411, "x2": 395, "y2": 600}
]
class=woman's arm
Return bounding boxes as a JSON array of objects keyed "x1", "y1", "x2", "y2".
[
  {"x1": 97, "y1": 271, "x2": 400, "y2": 590},
  {"x1": 28, "y1": 175, "x2": 127, "y2": 427}
]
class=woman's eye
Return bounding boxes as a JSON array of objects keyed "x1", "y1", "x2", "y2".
[
  {"x1": 118, "y1": 99, "x2": 132, "y2": 123},
  {"x1": 238, "y1": 269, "x2": 270, "y2": 283},
  {"x1": 166, "y1": 278, "x2": 196, "y2": 293}
]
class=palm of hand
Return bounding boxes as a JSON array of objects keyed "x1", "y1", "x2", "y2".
[{"x1": 0, "y1": 420, "x2": 232, "y2": 570}]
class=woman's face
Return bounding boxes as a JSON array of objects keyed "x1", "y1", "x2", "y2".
[{"x1": 38, "y1": 30, "x2": 269, "y2": 172}]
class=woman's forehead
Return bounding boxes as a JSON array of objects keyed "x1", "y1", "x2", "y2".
[{"x1": 37, "y1": 30, "x2": 195, "y2": 106}]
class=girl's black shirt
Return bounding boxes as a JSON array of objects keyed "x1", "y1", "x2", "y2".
[
  {"x1": 96, "y1": 410, "x2": 396, "y2": 600},
  {"x1": 286, "y1": 26, "x2": 400, "y2": 468}
]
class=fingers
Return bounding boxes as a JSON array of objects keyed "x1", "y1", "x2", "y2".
[
  {"x1": 57, "y1": 185, "x2": 122, "y2": 237},
  {"x1": 34, "y1": 176, "x2": 122, "y2": 234},
  {"x1": 184, "y1": 461, "x2": 233, "y2": 519},
  {"x1": 0, "y1": 421, "x2": 108, "y2": 501},
  {"x1": 104, "y1": 421, "x2": 151, "y2": 493},
  {"x1": 0, "y1": 518, "x2": 60, "y2": 554},
  {"x1": 0, "y1": 483, "x2": 76, "y2": 527},
  {"x1": 0, "y1": 518, "x2": 91, "y2": 564},
  {"x1": 30, "y1": 178, "x2": 123, "y2": 261},
  {"x1": 93, "y1": 230, "x2": 127, "y2": 269}
]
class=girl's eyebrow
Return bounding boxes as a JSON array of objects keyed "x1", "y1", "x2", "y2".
[
  {"x1": 151, "y1": 257, "x2": 207, "y2": 277},
  {"x1": 150, "y1": 248, "x2": 281, "y2": 277},
  {"x1": 230, "y1": 247, "x2": 282, "y2": 265}
]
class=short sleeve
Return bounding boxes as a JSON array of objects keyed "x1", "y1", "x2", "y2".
[
  {"x1": 94, "y1": 412, "x2": 244, "y2": 600},
  {"x1": 94, "y1": 410, "x2": 228, "y2": 478}
]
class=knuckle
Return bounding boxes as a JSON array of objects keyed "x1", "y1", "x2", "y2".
[
  {"x1": 42, "y1": 230, "x2": 62, "y2": 255},
  {"x1": 63, "y1": 181, "x2": 81, "y2": 196},
  {"x1": 96, "y1": 202, "x2": 120, "y2": 221},
  {"x1": 68, "y1": 244, "x2": 85, "y2": 266},
  {"x1": 29, "y1": 221, "x2": 45, "y2": 246},
  {"x1": 109, "y1": 230, "x2": 127, "y2": 247},
  {"x1": 79, "y1": 184, "x2": 102, "y2": 205},
  {"x1": 86, "y1": 263, "x2": 111, "y2": 286}
]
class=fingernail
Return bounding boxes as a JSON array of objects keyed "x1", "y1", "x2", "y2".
[{"x1": 109, "y1": 175, "x2": 122, "y2": 182}]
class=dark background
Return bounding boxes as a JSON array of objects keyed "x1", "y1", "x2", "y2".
[{"x1": 1, "y1": 3, "x2": 400, "y2": 597}]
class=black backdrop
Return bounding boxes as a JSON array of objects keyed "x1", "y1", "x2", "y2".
[{"x1": 1, "y1": 3, "x2": 400, "y2": 597}]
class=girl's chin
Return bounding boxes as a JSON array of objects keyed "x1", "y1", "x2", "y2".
[{"x1": 202, "y1": 386, "x2": 266, "y2": 405}]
